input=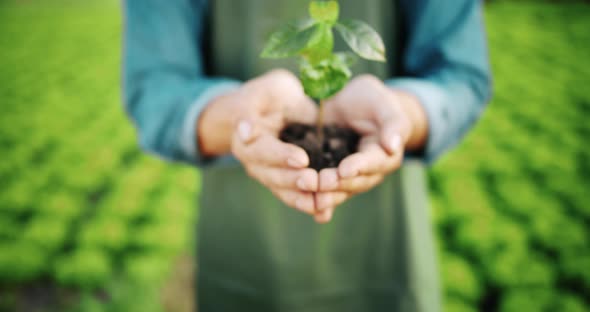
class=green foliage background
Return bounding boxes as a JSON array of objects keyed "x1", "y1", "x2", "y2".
[{"x1": 0, "y1": 1, "x2": 588, "y2": 311}]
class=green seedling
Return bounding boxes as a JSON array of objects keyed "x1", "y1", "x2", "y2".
[{"x1": 261, "y1": 0, "x2": 387, "y2": 140}]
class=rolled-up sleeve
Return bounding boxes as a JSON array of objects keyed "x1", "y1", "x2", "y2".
[
  {"x1": 386, "y1": 0, "x2": 492, "y2": 163},
  {"x1": 123, "y1": 0, "x2": 241, "y2": 166}
]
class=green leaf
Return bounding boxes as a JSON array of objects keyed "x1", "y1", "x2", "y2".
[
  {"x1": 261, "y1": 20, "x2": 318, "y2": 59},
  {"x1": 328, "y1": 53, "x2": 353, "y2": 78},
  {"x1": 300, "y1": 55, "x2": 352, "y2": 100},
  {"x1": 309, "y1": 1, "x2": 339, "y2": 24},
  {"x1": 301, "y1": 23, "x2": 334, "y2": 64},
  {"x1": 334, "y1": 52, "x2": 358, "y2": 68},
  {"x1": 335, "y1": 19, "x2": 386, "y2": 62}
]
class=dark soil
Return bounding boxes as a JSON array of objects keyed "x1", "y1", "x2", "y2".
[{"x1": 279, "y1": 123, "x2": 360, "y2": 171}]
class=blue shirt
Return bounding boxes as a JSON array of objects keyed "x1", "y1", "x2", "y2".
[{"x1": 123, "y1": 0, "x2": 492, "y2": 166}]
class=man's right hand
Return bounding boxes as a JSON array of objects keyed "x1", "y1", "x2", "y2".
[{"x1": 198, "y1": 70, "x2": 320, "y2": 215}]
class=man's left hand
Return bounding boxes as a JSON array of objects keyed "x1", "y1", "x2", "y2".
[{"x1": 313, "y1": 75, "x2": 427, "y2": 223}]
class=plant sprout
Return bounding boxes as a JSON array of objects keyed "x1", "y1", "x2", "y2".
[{"x1": 261, "y1": 0, "x2": 387, "y2": 140}]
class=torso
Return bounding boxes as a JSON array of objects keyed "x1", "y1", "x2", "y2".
[{"x1": 196, "y1": 1, "x2": 440, "y2": 311}]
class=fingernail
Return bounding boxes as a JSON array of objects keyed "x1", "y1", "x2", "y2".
[
  {"x1": 287, "y1": 157, "x2": 306, "y2": 168},
  {"x1": 296, "y1": 178, "x2": 307, "y2": 191},
  {"x1": 238, "y1": 120, "x2": 251, "y2": 142},
  {"x1": 389, "y1": 134, "x2": 402, "y2": 154}
]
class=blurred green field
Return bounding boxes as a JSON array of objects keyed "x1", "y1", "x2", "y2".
[
  {"x1": 0, "y1": 1, "x2": 589, "y2": 311},
  {"x1": 432, "y1": 2, "x2": 590, "y2": 311},
  {"x1": 0, "y1": 1, "x2": 198, "y2": 311}
]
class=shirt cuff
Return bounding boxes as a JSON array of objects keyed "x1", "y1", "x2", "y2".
[
  {"x1": 180, "y1": 80, "x2": 242, "y2": 166},
  {"x1": 386, "y1": 78, "x2": 452, "y2": 164}
]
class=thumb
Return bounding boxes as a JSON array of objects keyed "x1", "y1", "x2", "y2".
[
  {"x1": 378, "y1": 111, "x2": 411, "y2": 156},
  {"x1": 234, "y1": 93, "x2": 263, "y2": 144},
  {"x1": 375, "y1": 92, "x2": 412, "y2": 156},
  {"x1": 236, "y1": 118, "x2": 261, "y2": 144},
  {"x1": 320, "y1": 97, "x2": 341, "y2": 125},
  {"x1": 287, "y1": 96, "x2": 319, "y2": 125},
  {"x1": 380, "y1": 123, "x2": 403, "y2": 156}
]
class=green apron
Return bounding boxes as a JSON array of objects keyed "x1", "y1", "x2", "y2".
[{"x1": 197, "y1": 1, "x2": 440, "y2": 311}]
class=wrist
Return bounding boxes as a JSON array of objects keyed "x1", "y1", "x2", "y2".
[{"x1": 197, "y1": 89, "x2": 241, "y2": 157}]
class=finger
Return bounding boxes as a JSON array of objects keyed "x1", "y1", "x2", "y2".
[
  {"x1": 338, "y1": 140, "x2": 401, "y2": 178},
  {"x1": 322, "y1": 96, "x2": 366, "y2": 130},
  {"x1": 319, "y1": 168, "x2": 382, "y2": 193},
  {"x1": 380, "y1": 124, "x2": 403, "y2": 156},
  {"x1": 261, "y1": 69, "x2": 302, "y2": 95},
  {"x1": 315, "y1": 191, "x2": 349, "y2": 212},
  {"x1": 339, "y1": 175, "x2": 384, "y2": 194},
  {"x1": 271, "y1": 189, "x2": 316, "y2": 215},
  {"x1": 247, "y1": 166, "x2": 318, "y2": 192},
  {"x1": 373, "y1": 105, "x2": 398, "y2": 155},
  {"x1": 321, "y1": 97, "x2": 340, "y2": 125},
  {"x1": 231, "y1": 85, "x2": 268, "y2": 144},
  {"x1": 236, "y1": 119, "x2": 259, "y2": 144},
  {"x1": 233, "y1": 133, "x2": 309, "y2": 168},
  {"x1": 321, "y1": 174, "x2": 384, "y2": 194},
  {"x1": 314, "y1": 190, "x2": 350, "y2": 223},
  {"x1": 236, "y1": 113, "x2": 285, "y2": 143},
  {"x1": 355, "y1": 85, "x2": 405, "y2": 155},
  {"x1": 379, "y1": 113, "x2": 412, "y2": 156},
  {"x1": 285, "y1": 96, "x2": 319, "y2": 125},
  {"x1": 257, "y1": 69, "x2": 319, "y2": 125},
  {"x1": 314, "y1": 207, "x2": 334, "y2": 224},
  {"x1": 318, "y1": 168, "x2": 340, "y2": 191}
]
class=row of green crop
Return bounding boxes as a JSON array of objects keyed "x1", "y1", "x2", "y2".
[
  {"x1": 429, "y1": 2, "x2": 590, "y2": 311},
  {"x1": 0, "y1": 95, "x2": 197, "y2": 289},
  {"x1": 0, "y1": 4, "x2": 201, "y2": 311},
  {"x1": 0, "y1": 156, "x2": 198, "y2": 289}
]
